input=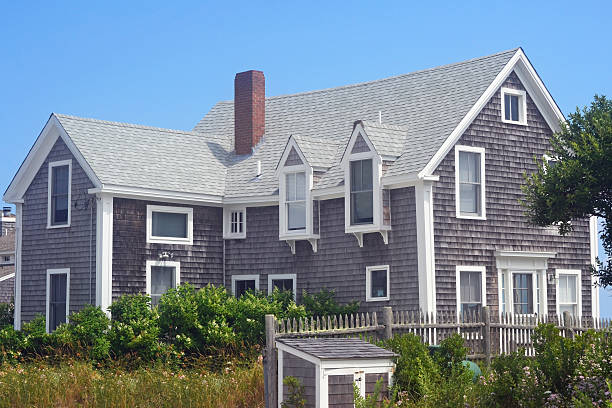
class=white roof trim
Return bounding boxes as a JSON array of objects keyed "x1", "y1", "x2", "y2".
[
  {"x1": 495, "y1": 250, "x2": 557, "y2": 258},
  {"x1": 275, "y1": 135, "x2": 310, "y2": 175},
  {"x1": 340, "y1": 122, "x2": 379, "y2": 165},
  {"x1": 419, "y1": 48, "x2": 565, "y2": 178},
  {"x1": 89, "y1": 185, "x2": 224, "y2": 206},
  {"x1": 3, "y1": 114, "x2": 101, "y2": 203},
  {"x1": 0, "y1": 273, "x2": 15, "y2": 283}
]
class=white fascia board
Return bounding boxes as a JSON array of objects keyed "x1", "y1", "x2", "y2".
[
  {"x1": 275, "y1": 342, "x2": 322, "y2": 367},
  {"x1": 321, "y1": 359, "x2": 395, "y2": 370},
  {"x1": 419, "y1": 48, "x2": 565, "y2": 178},
  {"x1": 89, "y1": 185, "x2": 224, "y2": 206},
  {"x1": 494, "y1": 250, "x2": 557, "y2": 258},
  {"x1": 311, "y1": 185, "x2": 344, "y2": 199},
  {"x1": 274, "y1": 136, "x2": 310, "y2": 176},
  {"x1": 340, "y1": 122, "x2": 378, "y2": 165},
  {"x1": 4, "y1": 114, "x2": 101, "y2": 203},
  {"x1": 0, "y1": 273, "x2": 15, "y2": 283}
]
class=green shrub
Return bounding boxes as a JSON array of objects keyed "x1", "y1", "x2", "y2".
[
  {"x1": 20, "y1": 315, "x2": 49, "y2": 355},
  {"x1": 383, "y1": 333, "x2": 439, "y2": 400},
  {"x1": 281, "y1": 376, "x2": 306, "y2": 408},
  {"x1": 433, "y1": 333, "x2": 468, "y2": 378},
  {"x1": 301, "y1": 289, "x2": 359, "y2": 316},
  {"x1": 0, "y1": 325, "x2": 23, "y2": 361},
  {"x1": 107, "y1": 294, "x2": 161, "y2": 361},
  {"x1": 58, "y1": 305, "x2": 110, "y2": 360},
  {"x1": 0, "y1": 301, "x2": 14, "y2": 328}
]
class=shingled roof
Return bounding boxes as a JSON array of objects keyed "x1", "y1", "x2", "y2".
[
  {"x1": 26, "y1": 49, "x2": 519, "y2": 201},
  {"x1": 277, "y1": 337, "x2": 396, "y2": 360}
]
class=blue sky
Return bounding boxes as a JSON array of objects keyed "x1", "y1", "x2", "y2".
[{"x1": 1, "y1": 1, "x2": 611, "y2": 314}]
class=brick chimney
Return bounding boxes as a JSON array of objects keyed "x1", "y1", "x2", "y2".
[{"x1": 234, "y1": 70, "x2": 265, "y2": 155}]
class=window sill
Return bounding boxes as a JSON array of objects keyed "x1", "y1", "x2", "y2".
[
  {"x1": 366, "y1": 296, "x2": 390, "y2": 302},
  {"x1": 146, "y1": 237, "x2": 193, "y2": 245},
  {"x1": 501, "y1": 118, "x2": 527, "y2": 126},
  {"x1": 223, "y1": 233, "x2": 246, "y2": 240},
  {"x1": 456, "y1": 213, "x2": 486, "y2": 221},
  {"x1": 345, "y1": 224, "x2": 391, "y2": 235},
  {"x1": 47, "y1": 223, "x2": 70, "y2": 229}
]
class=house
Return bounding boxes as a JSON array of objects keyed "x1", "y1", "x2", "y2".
[
  {"x1": 0, "y1": 207, "x2": 16, "y2": 303},
  {"x1": 3, "y1": 48, "x2": 600, "y2": 332}
]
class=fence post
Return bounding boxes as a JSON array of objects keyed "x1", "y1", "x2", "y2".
[
  {"x1": 482, "y1": 306, "x2": 491, "y2": 366},
  {"x1": 264, "y1": 314, "x2": 277, "y2": 408},
  {"x1": 562, "y1": 311, "x2": 574, "y2": 339},
  {"x1": 383, "y1": 306, "x2": 393, "y2": 340}
]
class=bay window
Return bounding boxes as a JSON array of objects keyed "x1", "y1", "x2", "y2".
[{"x1": 455, "y1": 146, "x2": 486, "y2": 219}]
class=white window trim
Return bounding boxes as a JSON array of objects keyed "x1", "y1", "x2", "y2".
[
  {"x1": 145, "y1": 260, "x2": 180, "y2": 299},
  {"x1": 500, "y1": 87, "x2": 528, "y2": 126},
  {"x1": 365, "y1": 265, "x2": 390, "y2": 302},
  {"x1": 47, "y1": 159, "x2": 72, "y2": 229},
  {"x1": 500, "y1": 270, "x2": 547, "y2": 316},
  {"x1": 46, "y1": 268, "x2": 70, "y2": 333},
  {"x1": 555, "y1": 269, "x2": 582, "y2": 318},
  {"x1": 455, "y1": 145, "x2": 486, "y2": 220},
  {"x1": 455, "y1": 265, "x2": 487, "y2": 318},
  {"x1": 268, "y1": 273, "x2": 297, "y2": 300},
  {"x1": 278, "y1": 165, "x2": 315, "y2": 240},
  {"x1": 223, "y1": 206, "x2": 247, "y2": 239},
  {"x1": 231, "y1": 274, "x2": 260, "y2": 296},
  {"x1": 146, "y1": 205, "x2": 193, "y2": 245}
]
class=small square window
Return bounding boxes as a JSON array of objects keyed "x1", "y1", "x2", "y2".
[
  {"x1": 224, "y1": 207, "x2": 246, "y2": 239},
  {"x1": 268, "y1": 274, "x2": 296, "y2": 300},
  {"x1": 366, "y1": 265, "x2": 389, "y2": 302},
  {"x1": 146, "y1": 205, "x2": 193, "y2": 245},
  {"x1": 2, "y1": 256, "x2": 10, "y2": 263},
  {"x1": 501, "y1": 88, "x2": 527, "y2": 125},
  {"x1": 232, "y1": 275, "x2": 259, "y2": 297}
]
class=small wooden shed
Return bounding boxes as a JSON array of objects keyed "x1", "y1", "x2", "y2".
[{"x1": 276, "y1": 338, "x2": 396, "y2": 408}]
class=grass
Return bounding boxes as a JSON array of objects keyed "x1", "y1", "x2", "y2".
[{"x1": 0, "y1": 358, "x2": 264, "y2": 408}]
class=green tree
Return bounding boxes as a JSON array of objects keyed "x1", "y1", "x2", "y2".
[{"x1": 522, "y1": 95, "x2": 612, "y2": 286}]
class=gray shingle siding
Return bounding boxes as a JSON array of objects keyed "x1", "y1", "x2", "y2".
[
  {"x1": 0, "y1": 276, "x2": 14, "y2": 303},
  {"x1": 433, "y1": 72, "x2": 592, "y2": 316},
  {"x1": 21, "y1": 137, "x2": 97, "y2": 322},
  {"x1": 225, "y1": 187, "x2": 419, "y2": 312},
  {"x1": 111, "y1": 198, "x2": 224, "y2": 298},
  {"x1": 282, "y1": 352, "x2": 316, "y2": 408}
]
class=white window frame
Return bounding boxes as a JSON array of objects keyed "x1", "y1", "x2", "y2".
[
  {"x1": 47, "y1": 159, "x2": 72, "y2": 229},
  {"x1": 146, "y1": 205, "x2": 193, "y2": 245},
  {"x1": 145, "y1": 260, "x2": 180, "y2": 301},
  {"x1": 500, "y1": 87, "x2": 527, "y2": 126},
  {"x1": 223, "y1": 206, "x2": 246, "y2": 239},
  {"x1": 268, "y1": 273, "x2": 297, "y2": 300},
  {"x1": 500, "y1": 270, "x2": 548, "y2": 316},
  {"x1": 455, "y1": 265, "x2": 487, "y2": 318},
  {"x1": 231, "y1": 274, "x2": 260, "y2": 297},
  {"x1": 455, "y1": 145, "x2": 486, "y2": 220},
  {"x1": 279, "y1": 165, "x2": 314, "y2": 240},
  {"x1": 365, "y1": 265, "x2": 390, "y2": 302},
  {"x1": 46, "y1": 268, "x2": 70, "y2": 333},
  {"x1": 555, "y1": 269, "x2": 582, "y2": 318}
]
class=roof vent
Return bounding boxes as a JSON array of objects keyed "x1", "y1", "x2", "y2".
[{"x1": 256, "y1": 160, "x2": 262, "y2": 177}]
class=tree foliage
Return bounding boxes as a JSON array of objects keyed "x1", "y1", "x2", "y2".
[{"x1": 522, "y1": 95, "x2": 612, "y2": 286}]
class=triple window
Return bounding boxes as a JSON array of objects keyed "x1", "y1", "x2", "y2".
[
  {"x1": 146, "y1": 205, "x2": 193, "y2": 245},
  {"x1": 350, "y1": 159, "x2": 374, "y2": 225},
  {"x1": 47, "y1": 160, "x2": 72, "y2": 228},
  {"x1": 455, "y1": 146, "x2": 486, "y2": 219}
]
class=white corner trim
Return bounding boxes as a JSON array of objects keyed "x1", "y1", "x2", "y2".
[
  {"x1": 500, "y1": 87, "x2": 528, "y2": 126},
  {"x1": 268, "y1": 273, "x2": 297, "y2": 299},
  {"x1": 45, "y1": 268, "x2": 70, "y2": 333},
  {"x1": 455, "y1": 145, "x2": 486, "y2": 220},
  {"x1": 223, "y1": 206, "x2": 247, "y2": 239},
  {"x1": 419, "y1": 48, "x2": 565, "y2": 177},
  {"x1": 145, "y1": 259, "x2": 181, "y2": 296},
  {"x1": 231, "y1": 274, "x2": 260, "y2": 296},
  {"x1": 4, "y1": 115, "x2": 101, "y2": 203},
  {"x1": 555, "y1": 269, "x2": 582, "y2": 318},
  {"x1": 365, "y1": 265, "x2": 390, "y2": 302},
  {"x1": 415, "y1": 181, "x2": 436, "y2": 313},
  {"x1": 590, "y1": 216, "x2": 600, "y2": 318},
  {"x1": 146, "y1": 205, "x2": 193, "y2": 245},
  {"x1": 46, "y1": 159, "x2": 72, "y2": 229},
  {"x1": 95, "y1": 193, "x2": 113, "y2": 315},
  {"x1": 12, "y1": 203, "x2": 22, "y2": 330},
  {"x1": 455, "y1": 265, "x2": 487, "y2": 319}
]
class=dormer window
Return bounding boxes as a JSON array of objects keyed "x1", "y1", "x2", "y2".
[
  {"x1": 501, "y1": 88, "x2": 527, "y2": 125},
  {"x1": 350, "y1": 159, "x2": 373, "y2": 225},
  {"x1": 286, "y1": 172, "x2": 306, "y2": 231}
]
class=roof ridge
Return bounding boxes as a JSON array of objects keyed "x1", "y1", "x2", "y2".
[
  {"x1": 54, "y1": 113, "x2": 225, "y2": 139},
  {"x1": 211, "y1": 48, "x2": 518, "y2": 105},
  {"x1": 361, "y1": 120, "x2": 409, "y2": 131}
]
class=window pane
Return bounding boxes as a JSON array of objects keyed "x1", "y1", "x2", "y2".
[
  {"x1": 295, "y1": 172, "x2": 306, "y2": 201},
  {"x1": 504, "y1": 94, "x2": 511, "y2": 120},
  {"x1": 370, "y1": 269, "x2": 387, "y2": 298},
  {"x1": 560, "y1": 304, "x2": 577, "y2": 316},
  {"x1": 272, "y1": 279, "x2": 294, "y2": 293},
  {"x1": 286, "y1": 173, "x2": 295, "y2": 201},
  {"x1": 361, "y1": 159, "x2": 373, "y2": 190},
  {"x1": 460, "y1": 271, "x2": 481, "y2": 304},
  {"x1": 287, "y1": 202, "x2": 306, "y2": 230},
  {"x1": 459, "y1": 184, "x2": 479, "y2": 214},
  {"x1": 52, "y1": 166, "x2": 69, "y2": 195},
  {"x1": 459, "y1": 152, "x2": 480, "y2": 183},
  {"x1": 235, "y1": 279, "x2": 256, "y2": 298},
  {"x1": 51, "y1": 165, "x2": 69, "y2": 225},
  {"x1": 513, "y1": 273, "x2": 533, "y2": 314},
  {"x1": 511, "y1": 95, "x2": 519, "y2": 122},
  {"x1": 559, "y1": 274, "x2": 577, "y2": 303},
  {"x1": 152, "y1": 212, "x2": 188, "y2": 238},
  {"x1": 151, "y1": 266, "x2": 174, "y2": 297},
  {"x1": 49, "y1": 273, "x2": 67, "y2": 331},
  {"x1": 350, "y1": 160, "x2": 362, "y2": 191},
  {"x1": 351, "y1": 191, "x2": 373, "y2": 224}
]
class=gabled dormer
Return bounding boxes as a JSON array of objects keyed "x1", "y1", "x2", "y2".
[
  {"x1": 341, "y1": 121, "x2": 407, "y2": 247},
  {"x1": 275, "y1": 136, "x2": 320, "y2": 254}
]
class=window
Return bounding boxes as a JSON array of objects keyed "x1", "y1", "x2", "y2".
[
  {"x1": 232, "y1": 275, "x2": 259, "y2": 297},
  {"x1": 2, "y1": 256, "x2": 9, "y2": 263},
  {"x1": 223, "y1": 207, "x2": 246, "y2": 239},
  {"x1": 455, "y1": 146, "x2": 486, "y2": 219},
  {"x1": 146, "y1": 205, "x2": 193, "y2": 245},
  {"x1": 46, "y1": 268, "x2": 69, "y2": 332},
  {"x1": 268, "y1": 274, "x2": 296, "y2": 299},
  {"x1": 366, "y1": 265, "x2": 389, "y2": 302},
  {"x1": 47, "y1": 160, "x2": 72, "y2": 228},
  {"x1": 350, "y1": 159, "x2": 374, "y2": 225},
  {"x1": 513, "y1": 273, "x2": 533, "y2": 314},
  {"x1": 146, "y1": 260, "x2": 180, "y2": 306},
  {"x1": 456, "y1": 266, "x2": 486, "y2": 318},
  {"x1": 286, "y1": 172, "x2": 306, "y2": 231},
  {"x1": 501, "y1": 88, "x2": 527, "y2": 125},
  {"x1": 556, "y1": 269, "x2": 581, "y2": 317}
]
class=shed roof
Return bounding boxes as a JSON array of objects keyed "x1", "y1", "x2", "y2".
[{"x1": 277, "y1": 338, "x2": 396, "y2": 360}]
